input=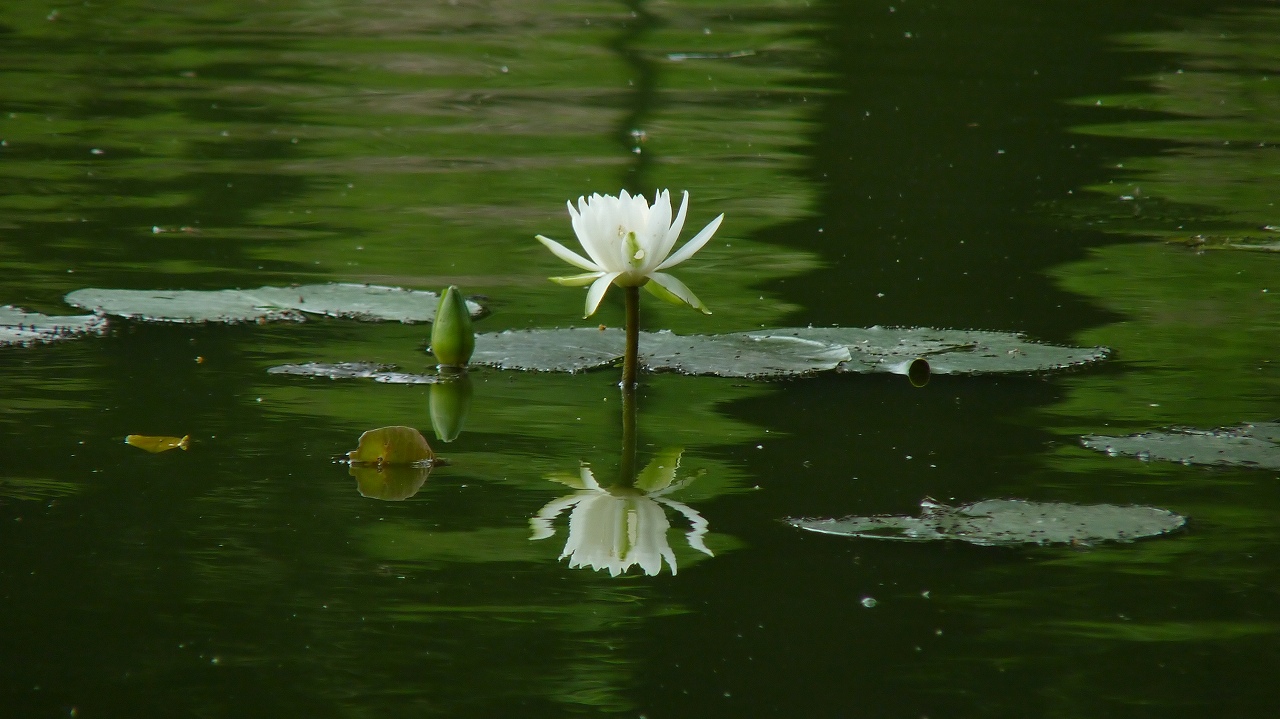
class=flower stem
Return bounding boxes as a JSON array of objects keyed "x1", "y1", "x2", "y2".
[
  {"x1": 618, "y1": 380, "x2": 637, "y2": 486},
  {"x1": 622, "y1": 284, "x2": 640, "y2": 390}
]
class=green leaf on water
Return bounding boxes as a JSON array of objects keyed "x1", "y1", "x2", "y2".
[
  {"x1": 347, "y1": 426, "x2": 435, "y2": 466},
  {"x1": 465, "y1": 326, "x2": 1105, "y2": 378},
  {"x1": 759, "y1": 326, "x2": 1110, "y2": 375},
  {"x1": 64, "y1": 283, "x2": 484, "y2": 324},
  {"x1": 470, "y1": 327, "x2": 627, "y2": 373},
  {"x1": 788, "y1": 498, "x2": 1186, "y2": 547},
  {"x1": 0, "y1": 305, "x2": 108, "y2": 347},
  {"x1": 268, "y1": 362, "x2": 439, "y2": 384},
  {"x1": 1081, "y1": 422, "x2": 1280, "y2": 470}
]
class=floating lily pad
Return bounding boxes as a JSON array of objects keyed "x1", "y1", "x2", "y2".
[
  {"x1": 642, "y1": 331, "x2": 851, "y2": 378},
  {"x1": 64, "y1": 283, "x2": 484, "y2": 324},
  {"x1": 467, "y1": 326, "x2": 1105, "y2": 378},
  {"x1": 471, "y1": 328, "x2": 626, "y2": 373},
  {"x1": 0, "y1": 305, "x2": 108, "y2": 347},
  {"x1": 125, "y1": 434, "x2": 190, "y2": 453},
  {"x1": 469, "y1": 328, "x2": 848, "y2": 378},
  {"x1": 788, "y1": 498, "x2": 1186, "y2": 547},
  {"x1": 759, "y1": 327, "x2": 1110, "y2": 375},
  {"x1": 267, "y1": 362, "x2": 439, "y2": 384},
  {"x1": 347, "y1": 426, "x2": 434, "y2": 466},
  {"x1": 1081, "y1": 422, "x2": 1280, "y2": 470}
]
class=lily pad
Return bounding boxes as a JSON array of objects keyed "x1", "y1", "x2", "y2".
[
  {"x1": 788, "y1": 498, "x2": 1186, "y2": 547},
  {"x1": 467, "y1": 326, "x2": 1105, "y2": 378},
  {"x1": 64, "y1": 283, "x2": 484, "y2": 324},
  {"x1": 346, "y1": 426, "x2": 434, "y2": 466},
  {"x1": 469, "y1": 328, "x2": 849, "y2": 378},
  {"x1": 267, "y1": 362, "x2": 439, "y2": 384},
  {"x1": 759, "y1": 327, "x2": 1110, "y2": 375},
  {"x1": 1081, "y1": 422, "x2": 1280, "y2": 470},
  {"x1": 0, "y1": 305, "x2": 108, "y2": 347},
  {"x1": 125, "y1": 434, "x2": 191, "y2": 453},
  {"x1": 471, "y1": 328, "x2": 626, "y2": 373},
  {"x1": 642, "y1": 331, "x2": 851, "y2": 378}
]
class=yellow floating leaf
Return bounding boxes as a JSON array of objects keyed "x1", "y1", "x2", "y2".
[
  {"x1": 125, "y1": 434, "x2": 191, "y2": 453},
  {"x1": 347, "y1": 426, "x2": 433, "y2": 466}
]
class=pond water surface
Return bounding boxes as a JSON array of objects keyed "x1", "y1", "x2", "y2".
[{"x1": 0, "y1": 1, "x2": 1277, "y2": 717}]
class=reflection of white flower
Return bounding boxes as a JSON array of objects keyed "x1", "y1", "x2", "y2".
[
  {"x1": 535, "y1": 190, "x2": 723, "y2": 317},
  {"x1": 530, "y1": 450, "x2": 713, "y2": 577}
]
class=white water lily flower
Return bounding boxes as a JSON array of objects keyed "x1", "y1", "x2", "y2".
[{"x1": 536, "y1": 189, "x2": 724, "y2": 317}]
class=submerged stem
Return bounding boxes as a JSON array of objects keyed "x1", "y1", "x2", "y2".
[{"x1": 622, "y1": 284, "x2": 640, "y2": 389}]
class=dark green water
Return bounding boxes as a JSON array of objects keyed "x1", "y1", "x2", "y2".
[{"x1": 1, "y1": 1, "x2": 1276, "y2": 717}]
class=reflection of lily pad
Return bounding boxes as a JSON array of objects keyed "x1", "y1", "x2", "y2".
[
  {"x1": 467, "y1": 326, "x2": 1106, "y2": 378},
  {"x1": 267, "y1": 362, "x2": 439, "y2": 384},
  {"x1": 0, "y1": 305, "x2": 108, "y2": 347},
  {"x1": 788, "y1": 498, "x2": 1186, "y2": 547},
  {"x1": 1082, "y1": 422, "x2": 1280, "y2": 470},
  {"x1": 350, "y1": 465, "x2": 431, "y2": 501},
  {"x1": 64, "y1": 283, "x2": 484, "y2": 324},
  {"x1": 760, "y1": 326, "x2": 1110, "y2": 375}
]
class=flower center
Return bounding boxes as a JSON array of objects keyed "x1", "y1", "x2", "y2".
[{"x1": 624, "y1": 231, "x2": 645, "y2": 268}]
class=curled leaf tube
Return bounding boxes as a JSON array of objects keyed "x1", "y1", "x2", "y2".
[{"x1": 907, "y1": 357, "x2": 930, "y2": 388}]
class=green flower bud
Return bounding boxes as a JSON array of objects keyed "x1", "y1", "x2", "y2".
[{"x1": 430, "y1": 286, "x2": 474, "y2": 368}]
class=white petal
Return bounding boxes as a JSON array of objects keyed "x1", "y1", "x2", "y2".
[
  {"x1": 654, "y1": 190, "x2": 689, "y2": 265},
  {"x1": 584, "y1": 271, "x2": 622, "y2": 317},
  {"x1": 656, "y1": 212, "x2": 722, "y2": 270},
  {"x1": 569, "y1": 199, "x2": 613, "y2": 270},
  {"x1": 645, "y1": 272, "x2": 710, "y2": 314},
  {"x1": 549, "y1": 272, "x2": 604, "y2": 287},
  {"x1": 537, "y1": 234, "x2": 601, "y2": 272}
]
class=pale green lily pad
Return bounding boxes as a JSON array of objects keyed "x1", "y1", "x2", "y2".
[
  {"x1": 469, "y1": 328, "x2": 850, "y2": 378},
  {"x1": 760, "y1": 327, "x2": 1110, "y2": 375},
  {"x1": 1081, "y1": 422, "x2": 1280, "y2": 470},
  {"x1": 64, "y1": 283, "x2": 484, "y2": 324},
  {"x1": 267, "y1": 362, "x2": 439, "y2": 385},
  {"x1": 788, "y1": 498, "x2": 1186, "y2": 547},
  {"x1": 466, "y1": 326, "x2": 1105, "y2": 378},
  {"x1": 471, "y1": 328, "x2": 625, "y2": 373},
  {"x1": 0, "y1": 305, "x2": 108, "y2": 347}
]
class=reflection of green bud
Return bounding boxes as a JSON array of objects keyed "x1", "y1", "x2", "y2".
[
  {"x1": 429, "y1": 373, "x2": 474, "y2": 442},
  {"x1": 431, "y1": 286, "x2": 474, "y2": 368}
]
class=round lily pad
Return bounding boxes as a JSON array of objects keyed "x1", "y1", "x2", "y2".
[
  {"x1": 1082, "y1": 422, "x2": 1280, "y2": 470},
  {"x1": 267, "y1": 362, "x2": 439, "y2": 384},
  {"x1": 0, "y1": 305, "x2": 109, "y2": 347},
  {"x1": 761, "y1": 326, "x2": 1110, "y2": 375},
  {"x1": 788, "y1": 498, "x2": 1187, "y2": 547},
  {"x1": 64, "y1": 283, "x2": 484, "y2": 324}
]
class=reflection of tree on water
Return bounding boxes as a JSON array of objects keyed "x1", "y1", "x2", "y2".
[{"x1": 530, "y1": 385, "x2": 714, "y2": 577}]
